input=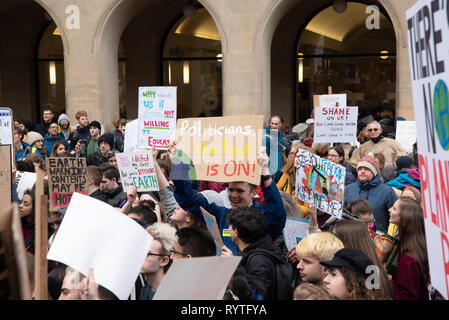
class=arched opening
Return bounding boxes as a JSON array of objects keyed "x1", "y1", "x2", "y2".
[
  {"x1": 162, "y1": 8, "x2": 222, "y2": 118},
  {"x1": 37, "y1": 22, "x2": 65, "y2": 117},
  {"x1": 295, "y1": 2, "x2": 396, "y2": 122}
]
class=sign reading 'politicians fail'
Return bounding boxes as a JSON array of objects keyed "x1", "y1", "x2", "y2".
[{"x1": 407, "y1": 0, "x2": 449, "y2": 299}]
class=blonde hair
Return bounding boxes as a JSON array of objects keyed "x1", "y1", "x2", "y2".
[
  {"x1": 296, "y1": 232, "x2": 344, "y2": 261},
  {"x1": 146, "y1": 222, "x2": 177, "y2": 256}
]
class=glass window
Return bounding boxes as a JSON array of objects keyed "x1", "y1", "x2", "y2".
[
  {"x1": 37, "y1": 22, "x2": 65, "y2": 117},
  {"x1": 296, "y1": 2, "x2": 396, "y2": 122},
  {"x1": 163, "y1": 8, "x2": 222, "y2": 118}
]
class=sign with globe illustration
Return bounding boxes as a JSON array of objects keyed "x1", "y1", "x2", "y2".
[{"x1": 434, "y1": 80, "x2": 449, "y2": 151}]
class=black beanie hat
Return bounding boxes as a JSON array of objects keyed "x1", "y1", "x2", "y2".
[{"x1": 98, "y1": 133, "x2": 114, "y2": 149}]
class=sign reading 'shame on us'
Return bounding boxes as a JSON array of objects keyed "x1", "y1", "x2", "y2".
[
  {"x1": 407, "y1": 0, "x2": 449, "y2": 299},
  {"x1": 46, "y1": 157, "x2": 88, "y2": 210}
]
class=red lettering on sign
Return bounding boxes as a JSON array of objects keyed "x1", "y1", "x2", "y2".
[
  {"x1": 224, "y1": 161, "x2": 236, "y2": 176},
  {"x1": 441, "y1": 232, "x2": 449, "y2": 299}
]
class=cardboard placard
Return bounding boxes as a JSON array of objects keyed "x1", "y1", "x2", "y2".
[
  {"x1": 295, "y1": 149, "x2": 345, "y2": 219},
  {"x1": 172, "y1": 115, "x2": 264, "y2": 185},
  {"x1": 0, "y1": 145, "x2": 12, "y2": 205},
  {"x1": 153, "y1": 256, "x2": 241, "y2": 300},
  {"x1": 407, "y1": 0, "x2": 449, "y2": 299},
  {"x1": 46, "y1": 157, "x2": 89, "y2": 210},
  {"x1": 116, "y1": 151, "x2": 159, "y2": 192},
  {"x1": 314, "y1": 106, "x2": 358, "y2": 143},
  {"x1": 138, "y1": 87, "x2": 177, "y2": 150},
  {"x1": 200, "y1": 207, "x2": 224, "y2": 256},
  {"x1": 0, "y1": 204, "x2": 32, "y2": 300},
  {"x1": 282, "y1": 217, "x2": 310, "y2": 251}
]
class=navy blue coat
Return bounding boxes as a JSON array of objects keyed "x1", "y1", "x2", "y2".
[{"x1": 344, "y1": 174, "x2": 397, "y2": 232}]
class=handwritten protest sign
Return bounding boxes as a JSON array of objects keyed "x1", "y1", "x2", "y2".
[
  {"x1": 123, "y1": 119, "x2": 138, "y2": 153},
  {"x1": 395, "y1": 121, "x2": 416, "y2": 153},
  {"x1": 295, "y1": 149, "x2": 345, "y2": 219},
  {"x1": 138, "y1": 87, "x2": 177, "y2": 150},
  {"x1": 154, "y1": 256, "x2": 241, "y2": 300},
  {"x1": 171, "y1": 115, "x2": 263, "y2": 185},
  {"x1": 46, "y1": 157, "x2": 89, "y2": 210},
  {"x1": 407, "y1": 0, "x2": 449, "y2": 299},
  {"x1": 200, "y1": 207, "x2": 224, "y2": 256},
  {"x1": 314, "y1": 106, "x2": 358, "y2": 143},
  {"x1": 116, "y1": 151, "x2": 159, "y2": 192},
  {"x1": 15, "y1": 171, "x2": 36, "y2": 201},
  {"x1": 0, "y1": 145, "x2": 12, "y2": 205},
  {"x1": 47, "y1": 193, "x2": 153, "y2": 300},
  {"x1": 318, "y1": 94, "x2": 347, "y2": 108},
  {"x1": 0, "y1": 204, "x2": 32, "y2": 300},
  {"x1": 283, "y1": 218, "x2": 310, "y2": 251}
]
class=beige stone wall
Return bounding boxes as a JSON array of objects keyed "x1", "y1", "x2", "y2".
[{"x1": 28, "y1": 0, "x2": 418, "y2": 130}]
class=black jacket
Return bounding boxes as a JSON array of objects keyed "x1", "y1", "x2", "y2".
[
  {"x1": 86, "y1": 151, "x2": 108, "y2": 166},
  {"x1": 105, "y1": 184, "x2": 127, "y2": 208},
  {"x1": 90, "y1": 188, "x2": 108, "y2": 203},
  {"x1": 238, "y1": 234, "x2": 284, "y2": 300},
  {"x1": 69, "y1": 125, "x2": 91, "y2": 150},
  {"x1": 35, "y1": 121, "x2": 51, "y2": 137}
]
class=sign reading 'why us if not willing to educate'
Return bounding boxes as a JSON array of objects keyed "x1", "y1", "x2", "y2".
[
  {"x1": 171, "y1": 115, "x2": 264, "y2": 185},
  {"x1": 138, "y1": 87, "x2": 177, "y2": 150}
]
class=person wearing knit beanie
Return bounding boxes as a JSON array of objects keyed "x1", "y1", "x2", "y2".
[
  {"x1": 357, "y1": 155, "x2": 380, "y2": 178},
  {"x1": 26, "y1": 131, "x2": 44, "y2": 146},
  {"x1": 98, "y1": 132, "x2": 114, "y2": 149}
]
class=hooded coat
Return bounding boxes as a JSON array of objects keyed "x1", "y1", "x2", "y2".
[
  {"x1": 344, "y1": 174, "x2": 397, "y2": 232},
  {"x1": 238, "y1": 234, "x2": 286, "y2": 300},
  {"x1": 57, "y1": 114, "x2": 75, "y2": 141}
]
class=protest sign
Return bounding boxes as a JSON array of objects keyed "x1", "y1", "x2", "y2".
[
  {"x1": 295, "y1": 149, "x2": 345, "y2": 219},
  {"x1": 395, "y1": 121, "x2": 417, "y2": 153},
  {"x1": 172, "y1": 115, "x2": 263, "y2": 185},
  {"x1": 318, "y1": 93, "x2": 347, "y2": 108},
  {"x1": 46, "y1": 157, "x2": 89, "y2": 211},
  {"x1": 138, "y1": 87, "x2": 177, "y2": 150},
  {"x1": 314, "y1": 106, "x2": 358, "y2": 143},
  {"x1": 153, "y1": 256, "x2": 241, "y2": 300},
  {"x1": 200, "y1": 207, "x2": 224, "y2": 256},
  {"x1": 283, "y1": 217, "x2": 310, "y2": 251},
  {"x1": 116, "y1": 151, "x2": 159, "y2": 192},
  {"x1": 123, "y1": 119, "x2": 138, "y2": 153},
  {"x1": 34, "y1": 168, "x2": 48, "y2": 300},
  {"x1": 407, "y1": 0, "x2": 449, "y2": 299},
  {"x1": 0, "y1": 204, "x2": 32, "y2": 300},
  {"x1": 0, "y1": 145, "x2": 12, "y2": 205},
  {"x1": 47, "y1": 192, "x2": 153, "y2": 300},
  {"x1": 15, "y1": 171, "x2": 36, "y2": 201}
]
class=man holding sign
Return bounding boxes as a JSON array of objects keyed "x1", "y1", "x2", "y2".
[{"x1": 170, "y1": 139, "x2": 286, "y2": 255}]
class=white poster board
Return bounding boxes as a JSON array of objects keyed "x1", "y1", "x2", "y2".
[
  {"x1": 0, "y1": 107, "x2": 13, "y2": 164},
  {"x1": 283, "y1": 218, "x2": 310, "y2": 251},
  {"x1": 407, "y1": 0, "x2": 449, "y2": 299},
  {"x1": 395, "y1": 121, "x2": 417, "y2": 153},
  {"x1": 123, "y1": 119, "x2": 138, "y2": 153},
  {"x1": 314, "y1": 106, "x2": 358, "y2": 143},
  {"x1": 295, "y1": 149, "x2": 345, "y2": 219},
  {"x1": 318, "y1": 94, "x2": 347, "y2": 108},
  {"x1": 47, "y1": 193, "x2": 153, "y2": 300},
  {"x1": 15, "y1": 171, "x2": 36, "y2": 201},
  {"x1": 138, "y1": 87, "x2": 177, "y2": 150},
  {"x1": 116, "y1": 151, "x2": 159, "y2": 192},
  {"x1": 153, "y1": 256, "x2": 241, "y2": 300}
]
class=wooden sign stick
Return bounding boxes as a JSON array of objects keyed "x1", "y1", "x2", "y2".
[{"x1": 34, "y1": 168, "x2": 48, "y2": 300}]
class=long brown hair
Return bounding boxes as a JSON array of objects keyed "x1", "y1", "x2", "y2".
[
  {"x1": 402, "y1": 186, "x2": 422, "y2": 204},
  {"x1": 332, "y1": 220, "x2": 392, "y2": 299},
  {"x1": 339, "y1": 266, "x2": 387, "y2": 300},
  {"x1": 50, "y1": 140, "x2": 67, "y2": 157},
  {"x1": 397, "y1": 197, "x2": 430, "y2": 281}
]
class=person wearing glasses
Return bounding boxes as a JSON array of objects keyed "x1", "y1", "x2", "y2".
[
  {"x1": 43, "y1": 122, "x2": 70, "y2": 157},
  {"x1": 170, "y1": 227, "x2": 216, "y2": 261},
  {"x1": 139, "y1": 222, "x2": 177, "y2": 300},
  {"x1": 327, "y1": 145, "x2": 355, "y2": 186},
  {"x1": 349, "y1": 120, "x2": 407, "y2": 169}
]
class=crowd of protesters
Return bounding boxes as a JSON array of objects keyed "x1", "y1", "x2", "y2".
[{"x1": 10, "y1": 106, "x2": 443, "y2": 301}]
